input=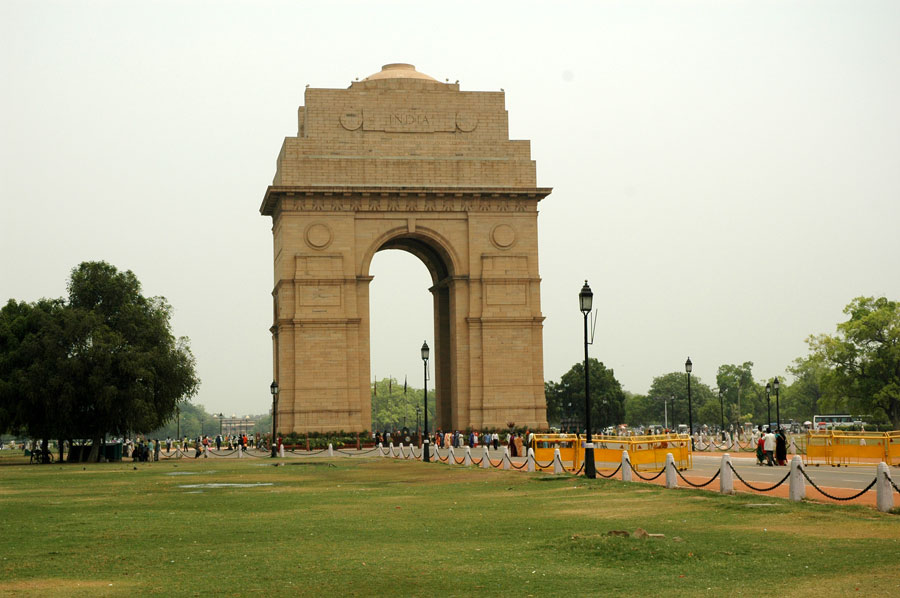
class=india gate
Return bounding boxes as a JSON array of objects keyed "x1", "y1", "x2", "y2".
[{"x1": 260, "y1": 63, "x2": 551, "y2": 434}]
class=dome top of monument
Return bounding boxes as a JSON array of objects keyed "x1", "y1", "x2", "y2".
[{"x1": 363, "y1": 63, "x2": 438, "y2": 82}]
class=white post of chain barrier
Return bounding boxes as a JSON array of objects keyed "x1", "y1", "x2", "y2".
[
  {"x1": 527, "y1": 448, "x2": 535, "y2": 472},
  {"x1": 720, "y1": 454, "x2": 734, "y2": 495},
  {"x1": 482, "y1": 445, "x2": 491, "y2": 469},
  {"x1": 464, "y1": 446, "x2": 472, "y2": 467},
  {"x1": 876, "y1": 462, "x2": 894, "y2": 513},
  {"x1": 621, "y1": 450, "x2": 632, "y2": 482},
  {"x1": 279, "y1": 444, "x2": 285, "y2": 458},
  {"x1": 789, "y1": 436, "x2": 797, "y2": 456},
  {"x1": 328, "y1": 443, "x2": 334, "y2": 457},
  {"x1": 378, "y1": 442, "x2": 384, "y2": 457},
  {"x1": 665, "y1": 453, "x2": 677, "y2": 489},
  {"x1": 238, "y1": 445, "x2": 243, "y2": 459},
  {"x1": 448, "y1": 446, "x2": 455, "y2": 466},
  {"x1": 789, "y1": 455, "x2": 805, "y2": 502},
  {"x1": 503, "y1": 446, "x2": 511, "y2": 470},
  {"x1": 553, "y1": 448, "x2": 563, "y2": 474}
]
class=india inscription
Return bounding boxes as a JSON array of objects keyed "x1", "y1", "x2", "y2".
[{"x1": 261, "y1": 63, "x2": 550, "y2": 434}]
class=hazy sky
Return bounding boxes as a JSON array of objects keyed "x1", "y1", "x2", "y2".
[{"x1": 2, "y1": 1, "x2": 898, "y2": 417}]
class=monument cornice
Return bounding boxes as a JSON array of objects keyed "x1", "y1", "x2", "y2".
[{"x1": 260, "y1": 185, "x2": 552, "y2": 216}]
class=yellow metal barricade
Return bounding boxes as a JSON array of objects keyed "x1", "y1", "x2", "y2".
[
  {"x1": 531, "y1": 433, "x2": 692, "y2": 472},
  {"x1": 804, "y1": 430, "x2": 898, "y2": 466}
]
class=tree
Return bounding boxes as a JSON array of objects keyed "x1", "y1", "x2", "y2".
[
  {"x1": 546, "y1": 358, "x2": 626, "y2": 434},
  {"x1": 371, "y1": 377, "x2": 434, "y2": 433},
  {"x1": 647, "y1": 372, "x2": 714, "y2": 430},
  {"x1": 0, "y1": 262, "x2": 200, "y2": 460},
  {"x1": 806, "y1": 296, "x2": 900, "y2": 428},
  {"x1": 716, "y1": 362, "x2": 755, "y2": 428}
]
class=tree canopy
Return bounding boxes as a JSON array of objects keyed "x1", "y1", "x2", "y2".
[
  {"x1": 545, "y1": 358, "x2": 625, "y2": 433},
  {"x1": 0, "y1": 262, "x2": 199, "y2": 457},
  {"x1": 806, "y1": 296, "x2": 900, "y2": 428}
]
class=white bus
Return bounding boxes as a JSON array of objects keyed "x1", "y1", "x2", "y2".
[{"x1": 812, "y1": 414, "x2": 858, "y2": 430}]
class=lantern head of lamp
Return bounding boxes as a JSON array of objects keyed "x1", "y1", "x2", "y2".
[
  {"x1": 773, "y1": 377, "x2": 780, "y2": 391},
  {"x1": 685, "y1": 357, "x2": 692, "y2": 374},
  {"x1": 765, "y1": 382, "x2": 771, "y2": 395},
  {"x1": 579, "y1": 281, "x2": 593, "y2": 314},
  {"x1": 270, "y1": 381, "x2": 278, "y2": 396},
  {"x1": 421, "y1": 341, "x2": 430, "y2": 362}
]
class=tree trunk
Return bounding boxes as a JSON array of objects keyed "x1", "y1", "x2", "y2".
[
  {"x1": 58, "y1": 438, "x2": 64, "y2": 463},
  {"x1": 86, "y1": 434, "x2": 102, "y2": 462}
]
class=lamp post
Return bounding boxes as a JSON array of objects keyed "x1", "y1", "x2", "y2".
[
  {"x1": 579, "y1": 281, "x2": 596, "y2": 479},
  {"x1": 421, "y1": 341, "x2": 430, "y2": 462},
  {"x1": 270, "y1": 380, "x2": 279, "y2": 457},
  {"x1": 765, "y1": 382, "x2": 772, "y2": 429},
  {"x1": 661, "y1": 396, "x2": 669, "y2": 430},
  {"x1": 773, "y1": 377, "x2": 781, "y2": 431},
  {"x1": 217, "y1": 413, "x2": 224, "y2": 436},
  {"x1": 685, "y1": 357, "x2": 693, "y2": 435},
  {"x1": 176, "y1": 405, "x2": 181, "y2": 441}
]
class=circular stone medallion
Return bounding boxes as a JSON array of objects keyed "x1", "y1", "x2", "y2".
[
  {"x1": 305, "y1": 223, "x2": 333, "y2": 250},
  {"x1": 491, "y1": 224, "x2": 516, "y2": 249},
  {"x1": 339, "y1": 111, "x2": 362, "y2": 131},
  {"x1": 456, "y1": 112, "x2": 478, "y2": 132}
]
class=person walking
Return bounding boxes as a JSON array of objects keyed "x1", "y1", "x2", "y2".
[
  {"x1": 775, "y1": 428, "x2": 787, "y2": 466},
  {"x1": 763, "y1": 427, "x2": 776, "y2": 466}
]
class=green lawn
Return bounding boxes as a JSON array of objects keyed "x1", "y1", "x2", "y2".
[{"x1": 1, "y1": 454, "x2": 898, "y2": 597}]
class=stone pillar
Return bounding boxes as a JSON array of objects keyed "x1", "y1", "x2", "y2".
[
  {"x1": 665, "y1": 453, "x2": 677, "y2": 489},
  {"x1": 527, "y1": 447, "x2": 535, "y2": 472},
  {"x1": 464, "y1": 446, "x2": 472, "y2": 467},
  {"x1": 621, "y1": 450, "x2": 632, "y2": 482},
  {"x1": 877, "y1": 462, "x2": 895, "y2": 513},
  {"x1": 553, "y1": 448, "x2": 564, "y2": 474},
  {"x1": 789, "y1": 455, "x2": 805, "y2": 502},
  {"x1": 482, "y1": 445, "x2": 491, "y2": 469},
  {"x1": 502, "y1": 446, "x2": 510, "y2": 470},
  {"x1": 327, "y1": 443, "x2": 334, "y2": 458},
  {"x1": 720, "y1": 454, "x2": 734, "y2": 495}
]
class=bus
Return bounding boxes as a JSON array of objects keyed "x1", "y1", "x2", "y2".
[{"x1": 812, "y1": 414, "x2": 859, "y2": 430}]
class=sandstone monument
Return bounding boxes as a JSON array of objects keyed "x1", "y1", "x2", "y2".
[{"x1": 260, "y1": 63, "x2": 551, "y2": 434}]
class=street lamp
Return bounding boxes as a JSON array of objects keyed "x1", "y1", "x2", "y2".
[
  {"x1": 685, "y1": 357, "x2": 693, "y2": 441},
  {"x1": 765, "y1": 382, "x2": 772, "y2": 430},
  {"x1": 670, "y1": 393, "x2": 676, "y2": 431},
  {"x1": 579, "y1": 280, "x2": 596, "y2": 479},
  {"x1": 270, "y1": 380, "x2": 279, "y2": 457},
  {"x1": 421, "y1": 341, "x2": 430, "y2": 463},
  {"x1": 217, "y1": 413, "x2": 224, "y2": 436},
  {"x1": 773, "y1": 377, "x2": 781, "y2": 431}
]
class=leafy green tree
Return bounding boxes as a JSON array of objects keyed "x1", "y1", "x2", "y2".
[
  {"x1": 547, "y1": 358, "x2": 625, "y2": 434},
  {"x1": 716, "y1": 362, "x2": 755, "y2": 428},
  {"x1": 371, "y1": 377, "x2": 434, "y2": 434},
  {"x1": 623, "y1": 393, "x2": 658, "y2": 427},
  {"x1": 0, "y1": 262, "x2": 199, "y2": 460},
  {"x1": 647, "y1": 372, "x2": 714, "y2": 430},
  {"x1": 806, "y1": 296, "x2": 900, "y2": 428}
]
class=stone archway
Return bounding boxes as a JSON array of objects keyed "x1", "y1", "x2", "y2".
[{"x1": 260, "y1": 63, "x2": 551, "y2": 433}]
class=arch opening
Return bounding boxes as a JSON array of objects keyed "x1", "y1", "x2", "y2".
[{"x1": 368, "y1": 234, "x2": 455, "y2": 433}]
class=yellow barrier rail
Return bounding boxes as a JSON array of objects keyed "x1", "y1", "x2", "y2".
[
  {"x1": 532, "y1": 433, "x2": 692, "y2": 472},
  {"x1": 803, "y1": 430, "x2": 900, "y2": 467}
]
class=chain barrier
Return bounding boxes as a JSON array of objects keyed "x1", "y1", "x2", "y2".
[
  {"x1": 453, "y1": 456, "x2": 466, "y2": 465},
  {"x1": 535, "y1": 459, "x2": 555, "y2": 469},
  {"x1": 241, "y1": 450, "x2": 267, "y2": 459},
  {"x1": 489, "y1": 458, "x2": 503, "y2": 469},
  {"x1": 799, "y1": 465, "x2": 877, "y2": 501},
  {"x1": 471, "y1": 457, "x2": 483, "y2": 465},
  {"x1": 597, "y1": 463, "x2": 623, "y2": 479},
  {"x1": 289, "y1": 447, "x2": 329, "y2": 456},
  {"x1": 627, "y1": 459, "x2": 667, "y2": 481},
  {"x1": 887, "y1": 472, "x2": 900, "y2": 494},
  {"x1": 728, "y1": 463, "x2": 790, "y2": 492},
  {"x1": 508, "y1": 459, "x2": 528, "y2": 470},
  {"x1": 209, "y1": 449, "x2": 238, "y2": 457},
  {"x1": 675, "y1": 466, "x2": 721, "y2": 488},
  {"x1": 571, "y1": 463, "x2": 585, "y2": 476}
]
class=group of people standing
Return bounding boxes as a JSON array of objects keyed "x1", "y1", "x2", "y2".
[{"x1": 754, "y1": 426, "x2": 788, "y2": 466}]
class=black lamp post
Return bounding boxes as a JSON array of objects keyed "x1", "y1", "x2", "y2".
[
  {"x1": 217, "y1": 413, "x2": 224, "y2": 436},
  {"x1": 773, "y1": 377, "x2": 781, "y2": 431},
  {"x1": 685, "y1": 357, "x2": 693, "y2": 441},
  {"x1": 421, "y1": 341, "x2": 430, "y2": 463},
  {"x1": 270, "y1": 380, "x2": 279, "y2": 457},
  {"x1": 579, "y1": 281, "x2": 596, "y2": 479},
  {"x1": 765, "y1": 382, "x2": 772, "y2": 429}
]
